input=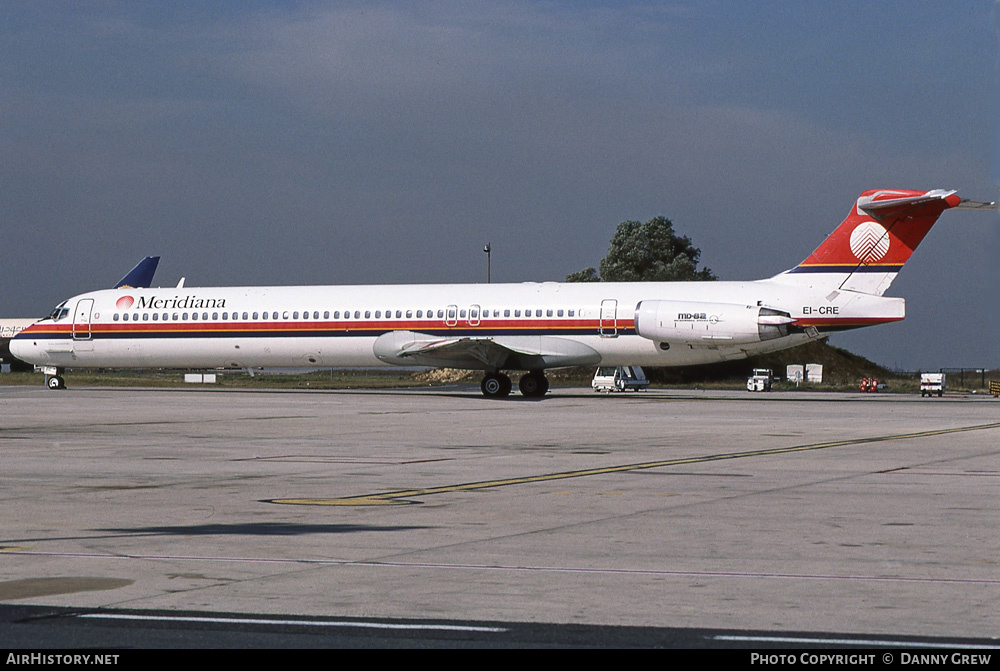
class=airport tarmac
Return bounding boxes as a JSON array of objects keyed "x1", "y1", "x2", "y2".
[{"x1": 1, "y1": 384, "x2": 999, "y2": 645}]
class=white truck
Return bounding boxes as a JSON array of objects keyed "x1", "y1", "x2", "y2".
[
  {"x1": 920, "y1": 373, "x2": 945, "y2": 397},
  {"x1": 747, "y1": 368, "x2": 774, "y2": 392},
  {"x1": 592, "y1": 366, "x2": 649, "y2": 392}
]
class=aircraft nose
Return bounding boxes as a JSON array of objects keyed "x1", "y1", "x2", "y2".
[{"x1": 8, "y1": 334, "x2": 35, "y2": 364}]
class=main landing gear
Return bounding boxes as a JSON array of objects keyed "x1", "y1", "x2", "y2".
[{"x1": 479, "y1": 370, "x2": 549, "y2": 398}]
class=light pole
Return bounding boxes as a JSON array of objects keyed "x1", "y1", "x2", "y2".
[{"x1": 483, "y1": 243, "x2": 491, "y2": 283}]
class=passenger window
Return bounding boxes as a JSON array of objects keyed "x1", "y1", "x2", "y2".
[
  {"x1": 395, "y1": 310, "x2": 402, "y2": 318},
  {"x1": 293, "y1": 311, "x2": 299, "y2": 319},
  {"x1": 144, "y1": 313, "x2": 150, "y2": 321},
  {"x1": 113, "y1": 313, "x2": 120, "y2": 321},
  {"x1": 546, "y1": 309, "x2": 553, "y2": 317},
  {"x1": 242, "y1": 312, "x2": 248, "y2": 320},
  {"x1": 568, "y1": 309, "x2": 575, "y2": 317},
  {"x1": 416, "y1": 310, "x2": 422, "y2": 318},
  {"x1": 406, "y1": 310, "x2": 412, "y2": 318},
  {"x1": 354, "y1": 311, "x2": 360, "y2": 319},
  {"x1": 152, "y1": 313, "x2": 158, "y2": 321},
  {"x1": 514, "y1": 309, "x2": 521, "y2": 317},
  {"x1": 323, "y1": 311, "x2": 329, "y2": 319},
  {"x1": 252, "y1": 312, "x2": 258, "y2": 320},
  {"x1": 536, "y1": 309, "x2": 542, "y2": 317},
  {"x1": 262, "y1": 312, "x2": 269, "y2": 320},
  {"x1": 557, "y1": 309, "x2": 564, "y2": 317},
  {"x1": 365, "y1": 311, "x2": 371, "y2": 319}
]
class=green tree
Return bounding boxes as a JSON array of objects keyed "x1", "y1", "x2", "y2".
[
  {"x1": 567, "y1": 215, "x2": 716, "y2": 282},
  {"x1": 564, "y1": 266, "x2": 600, "y2": 283}
]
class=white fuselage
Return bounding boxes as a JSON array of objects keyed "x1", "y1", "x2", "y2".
[{"x1": 10, "y1": 277, "x2": 903, "y2": 372}]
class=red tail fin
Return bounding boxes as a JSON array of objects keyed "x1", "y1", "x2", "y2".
[{"x1": 778, "y1": 189, "x2": 961, "y2": 295}]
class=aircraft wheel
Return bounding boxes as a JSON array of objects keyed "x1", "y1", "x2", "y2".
[
  {"x1": 518, "y1": 371, "x2": 548, "y2": 398},
  {"x1": 47, "y1": 376, "x2": 65, "y2": 390},
  {"x1": 481, "y1": 372, "x2": 511, "y2": 398}
]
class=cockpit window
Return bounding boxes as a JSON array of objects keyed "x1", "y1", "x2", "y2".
[{"x1": 47, "y1": 303, "x2": 70, "y2": 321}]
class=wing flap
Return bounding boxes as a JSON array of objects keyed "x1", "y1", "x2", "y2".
[{"x1": 373, "y1": 331, "x2": 600, "y2": 370}]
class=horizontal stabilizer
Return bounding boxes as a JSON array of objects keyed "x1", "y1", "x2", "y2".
[
  {"x1": 954, "y1": 198, "x2": 998, "y2": 210},
  {"x1": 857, "y1": 189, "x2": 960, "y2": 221}
]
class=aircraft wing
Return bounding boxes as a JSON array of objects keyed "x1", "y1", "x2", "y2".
[
  {"x1": 373, "y1": 331, "x2": 600, "y2": 370},
  {"x1": 397, "y1": 336, "x2": 523, "y2": 369}
]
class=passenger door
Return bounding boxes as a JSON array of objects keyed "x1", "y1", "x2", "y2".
[
  {"x1": 72, "y1": 298, "x2": 94, "y2": 340},
  {"x1": 599, "y1": 299, "x2": 618, "y2": 337}
]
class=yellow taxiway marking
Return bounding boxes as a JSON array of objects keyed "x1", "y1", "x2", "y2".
[{"x1": 269, "y1": 422, "x2": 1000, "y2": 506}]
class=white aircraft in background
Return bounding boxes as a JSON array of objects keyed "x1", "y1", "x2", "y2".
[{"x1": 11, "y1": 189, "x2": 994, "y2": 396}]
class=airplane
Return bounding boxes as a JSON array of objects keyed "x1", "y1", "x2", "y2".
[{"x1": 10, "y1": 189, "x2": 994, "y2": 395}]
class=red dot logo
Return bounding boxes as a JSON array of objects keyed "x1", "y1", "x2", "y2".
[{"x1": 116, "y1": 296, "x2": 135, "y2": 310}]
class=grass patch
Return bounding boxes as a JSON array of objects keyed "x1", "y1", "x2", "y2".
[{"x1": 0, "y1": 369, "x2": 434, "y2": 390}]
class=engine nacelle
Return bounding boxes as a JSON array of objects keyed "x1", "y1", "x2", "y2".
[{"x1": 634, "y1": 300, "x2": 793, "y2": 345}]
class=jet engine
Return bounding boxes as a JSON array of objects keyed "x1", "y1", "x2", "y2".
[{"x1": 634, "y1": 300, "x2": 793, "y2": 345}]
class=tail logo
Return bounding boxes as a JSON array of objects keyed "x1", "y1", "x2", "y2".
[
  {"x1": 849, "y1": 221, "x2": 890, "y2": 263},
  {"x1": 116, "y1": 296, "x2": 135, "y2": 310}
]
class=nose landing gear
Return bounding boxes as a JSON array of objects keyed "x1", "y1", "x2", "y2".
[{"x1": 45, "y1": 369, "x2": 66, "y2": 390}]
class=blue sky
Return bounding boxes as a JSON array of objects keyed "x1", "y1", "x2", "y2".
[{"x1": 2, "y1": 1, "x2": 997, "y2": 370}]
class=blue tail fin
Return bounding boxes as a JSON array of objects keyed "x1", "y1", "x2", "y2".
[{"x1": 114, "y1": 256, "x2": 160, "y2": 289}]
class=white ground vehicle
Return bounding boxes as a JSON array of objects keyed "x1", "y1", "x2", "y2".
[
  {"x1": 747, "y1": 368, "x2": 774, "y2": 392},
  {"x1": 920, "y1": 373, "x2": 945, "y2": 397},
  {"x1": 592, "y1": 366, "x2": 649, "y2": 392}
]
